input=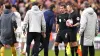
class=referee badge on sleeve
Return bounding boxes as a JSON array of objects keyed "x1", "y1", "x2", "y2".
[
  {"x1": 76, "y1": 17, "x2": 80, "y2": 21},
  {"x1": 59, "y1": 19, "x2": 61, "y2": 22},
  {"x1": 65, "y1": 33, "x2": 68, "y2": 38}
]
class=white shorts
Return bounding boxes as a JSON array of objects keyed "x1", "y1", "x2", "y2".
[{"x1": 16, "y1": 32, "x2": 27, "y2": 42}]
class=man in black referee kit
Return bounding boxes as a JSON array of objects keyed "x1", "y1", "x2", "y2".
[{"x1": 54, "y1": 4, "x2": 68, "y2": 56}]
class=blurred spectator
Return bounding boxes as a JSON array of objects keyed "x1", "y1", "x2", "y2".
[
  {"x1": 91, "y1": 3, "x2": 98, "y2": 14},
  {"x1": 97, "y1": 8, "x2": 100, "y2": 16},
  {"x1": 45, "y1": 0, "x2": 52, "y2": 9},
  {"x1": 11, "y1": 0, "x2": 16, "y2": 5},
  {"x1": 0, "y1": 2, "x2": 3, "y2": 15}
]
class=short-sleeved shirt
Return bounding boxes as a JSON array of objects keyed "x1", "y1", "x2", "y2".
[
  {"x1": 67, "y1": 10, "x2": 79, "y2": 30},
  {"x1": 57, "y1": 13, "x2": 68, "y2": 31}
]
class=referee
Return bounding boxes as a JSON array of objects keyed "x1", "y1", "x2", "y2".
[{"x1": 54, "y1": 4, "x2": 68, "y2": 56}]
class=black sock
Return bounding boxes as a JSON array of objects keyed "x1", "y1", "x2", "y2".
[
  {"x1": 65, "y1": 46, "x2": 67, "y2": 56},
  {"x1": 55, "y1": 46, "x2": 59, "y2": 56},
  {"x1": 75, "y1": 46, "x2": 78, "y2": 56},
  {"x1": 71, "y1": 47, "x2": 74, "y2": 56}
]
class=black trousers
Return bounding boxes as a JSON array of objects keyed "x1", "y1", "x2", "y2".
[
  {"x1": 82, "y1": 46, "x2": 95, "y2": 56},
  {"x1": 43, "y1": 33, "x2": 50, "y2": 56},
  {"x1": 26, "y1": 32, "x2": 41, "y2": 56},
  {"x1": 39, "y1": 32, "x2": 50, "y2": 56}
]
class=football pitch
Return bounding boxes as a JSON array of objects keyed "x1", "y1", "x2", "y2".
[{"x1": 1, "y1": 49, "x2": 100, "y2": 56}]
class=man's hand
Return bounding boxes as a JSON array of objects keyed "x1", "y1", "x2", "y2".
[
  {"x1": 95, "y1": 30, "x2": 98, "y2": 36},
  {"x1": 56, "y1": 29, "x2": 59, "y2": 33},
  {"x1": 73, "y1": 23, "x2": 80, "y2": 27},
  {"x1": 68, "y1": 24, "x2": 73, "y2": 27},
  {"x1": 42, "y1": 32, "x2": 46, "y2": 38}
]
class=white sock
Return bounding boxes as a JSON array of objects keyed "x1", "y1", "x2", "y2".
[
  {"x1": 23, "y1": 43, "x2": 26, "y2": 52},
  {"x1": 16, "y1": 43, "x2": 21, "y2": 56},
  {"x1": 25, "y1": 53, "x2": 28, "y2": 56}
]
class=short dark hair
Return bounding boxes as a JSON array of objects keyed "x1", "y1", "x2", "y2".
[
  {"x1": 83, "y1": 1, "x2": 90, "y2": 8},
  {"x1": 60, "y1": 4, "x2": 66, "y2": 8},
  {"x1": 12, "y1": 5, "x2": 19, "y2": 11},
  {"x1": 5, "y1": 3, "x2": 12, "y2": 9},
  {"x1": 66, "y1": 3, "x2": 74, "y2": 9},
  {"x1": 49, "y1": 4, "x2": 55, "y2": 11},
  {"x1": 12, "y1": 5, "x2": 17, "y2": 8},
  {"x1": 32, "y1": 2, "x2": 38, "y2": 6}
]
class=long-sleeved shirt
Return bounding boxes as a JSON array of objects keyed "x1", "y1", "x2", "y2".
[
  {"x1": 23, "y1": 5, "x2": 46, "y2": 33},
  {"x1": 44, "y1": 10, "x2": 55, "y2": 33}
]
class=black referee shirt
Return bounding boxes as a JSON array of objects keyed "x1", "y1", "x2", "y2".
[{"x1": 57, "y1": 13, "x2": 68, "y2": 31}]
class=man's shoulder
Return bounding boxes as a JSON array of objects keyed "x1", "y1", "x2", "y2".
[
  {"x1": 58, "y1": 13, "x2": 67, "y2": 17},
  {"x1": 44, "y1": 10, "x2": 53, "y2": 14},
  {"x1": 14, "y1": 12, "x2": 20, "y2": 15},
  {"x1": 11, "y1": 12, "x2": 16, "y2": 17},
  {"x1": 26, "y1": 10, "x2": 31, "y2": 13},
  {"x1": 81, "y1": 10, "x2": 87, "y2": 16},
  {"x1": 39, "y1": 10, "x2": 44, "y2": 14},
  {"x1": 27, "y1": 10, "x2": 43, "y2": 14}
]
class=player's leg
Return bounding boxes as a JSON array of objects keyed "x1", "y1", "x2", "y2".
[
  {"x1": 72, "y1": 31, "x2": 78, "y2": 56},
  {"x1": 21, "y1": 42, "x2": 27, "y2": 55},
  {"x1": 21, "y1": 32, "x2": 27, "y2": 55},
  {"x1": 0, "y1": 46, "x2": 5, "y2": 56},
  {"x1": 0, "y1": 42, "x2": 5, "y2": 56},
  {"x1": 15, "y1": 33, "x2": 21, "y2": 56},
  {"x1": 54, "y1": 42, "x2": 60, "y2": 56},
  {"x1": 54, "y1": 33, "x2": 62, "y2": 56},
  {"x1": 63, "y1": 30, "x2": 69, "y2": 56},
  {"x1": 22, "y1": 42, "x2": 26, "y2": 53},
  {"x1": 11, "y1": 44, "x2": 16, "y2": 56},
  {"x1": 70, "y1": 42, "x2": 78, "y2": 56},
  {"x1": 69, "y1": 30, "x2": 78, "y2": 56},
  {"x1": 68, "y1": 31, "x2": 75, "y2": 56},
  {"x1": 11, "y1": 32, "x2": 18, "y2": 56},
  {"x1": 16, "y1": 42, "x2": 21, "y2": 56}
]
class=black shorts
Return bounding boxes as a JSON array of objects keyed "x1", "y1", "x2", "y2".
[
  {"x1": 55, "y1": 29, "x2": 68, "y2": 43},
  {"x1": 67, "y1": 29, "x2": 77, "y2": 42}
]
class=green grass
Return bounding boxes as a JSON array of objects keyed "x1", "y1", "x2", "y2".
[
  {"x1": 1, "y1": 49, "x2": 100, "y2": 56},
  {"x1": 40, "y1": 50, "x2": 100, "y2": 56}
]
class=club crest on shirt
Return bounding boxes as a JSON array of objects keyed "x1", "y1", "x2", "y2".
[
  {"x1": 59, "y1": 19, "x2": 61, "y2": 22},
  {"x1": 65, "y1": 33, "x2": 67, "y2": 38}
]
